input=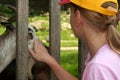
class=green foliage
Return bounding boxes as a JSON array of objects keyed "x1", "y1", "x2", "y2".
[
  {"x1": 0, "y1": 3, "x2": 15, "y2": 17},
  {"x1": 0, "y1": 25, "x2": 6, "y2": 35}
]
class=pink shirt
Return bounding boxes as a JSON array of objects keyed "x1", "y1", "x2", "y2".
[{"x1": 82, "y1": 44, "x2": 120, "y2": 80}]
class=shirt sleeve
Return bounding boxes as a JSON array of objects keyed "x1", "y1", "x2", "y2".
[{"x1": 82, "y1": 63, "x2": 116, "y2": 80}]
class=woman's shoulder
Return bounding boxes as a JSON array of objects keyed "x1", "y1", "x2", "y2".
[
  {"x1": 87, "y1": 44, "x2": 120, "y2": 67},
  {"x1": 83, "y1": 62, "x2": 120, "y2": 80}
]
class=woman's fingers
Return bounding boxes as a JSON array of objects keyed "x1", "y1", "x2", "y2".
[
  {"x1": 28, "y1": 49, "x2": 41, "y2": 61},
  {"x1": 28, "y1": 39, "x2": 50, "y2": 62},
  {"x1": 34, "y1": 39, "x2": 40, "y2": 48},
  {"x1": 28, "y1": 49, "x2": 35, "y2": 56},
  {"x1": 34, "y1": 39, "x2": 48, "y2": 53}
]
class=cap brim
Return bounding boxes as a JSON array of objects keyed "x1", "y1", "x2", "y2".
[{"x1": 58, "y1": 0, "x2": 70, "y2": 5}]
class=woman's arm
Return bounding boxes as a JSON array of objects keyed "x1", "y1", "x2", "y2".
[
  {"x1": 46, "y1": 56, "x2": 77, "y2": 80},
  {"x1": 28, "y1": 39, "x2": 77, "y2": 80}
]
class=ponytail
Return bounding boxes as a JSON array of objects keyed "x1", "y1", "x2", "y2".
[{"x1": 107, "y1": 25, "x2": 120, "y2": 54}]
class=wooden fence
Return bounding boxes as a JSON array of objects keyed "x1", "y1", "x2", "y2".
[
  {"x1": 16, "y1": 0, "x2": 29, "y2": 80},
  {"x1": 16, "y1": 0, "x2": 87, "y2": 80}
]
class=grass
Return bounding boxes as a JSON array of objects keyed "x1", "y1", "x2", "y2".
[
  {"x1": 61, "y1": 30, "x2": 76, "y2": 40},
  {"x1": 29, "y1": 15, "x2": 49, "y2": 22},
  {"x1": 61, "y1": 41, "x2": 78, "y2": 47},
  {"x1": 60, "y1": 50, "x2": 78, "y2": 77}
]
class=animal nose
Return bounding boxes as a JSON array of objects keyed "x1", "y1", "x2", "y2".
[{"x1": 28, "y1": 33, "x2": 33, "y2": 39}]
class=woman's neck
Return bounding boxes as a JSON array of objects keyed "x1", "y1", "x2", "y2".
[{"x1": 84, "y1": 27, "x2": 107, "y2": 58}]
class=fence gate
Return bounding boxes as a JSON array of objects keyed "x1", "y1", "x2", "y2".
[{"x1": 16, "y1": 0, "x2": 87, "y2": 80}]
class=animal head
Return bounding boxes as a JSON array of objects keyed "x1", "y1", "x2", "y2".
[
  {"x1": 28, "y1": 25, "x2": 37, "y2": 40},
  {"x1": 0, "y1": 21, "x2": 37, "y2": 40}
]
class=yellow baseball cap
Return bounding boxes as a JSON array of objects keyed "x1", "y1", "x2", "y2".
[{"x1": 59, "y1": 0, "x2": 118, "y2": 16}]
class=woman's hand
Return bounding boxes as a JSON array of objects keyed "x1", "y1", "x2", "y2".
[
  {"x1": 28, "y1": 39, "x2": 51, "y2": 62},
  {"x1": 28, "y1": 39, "x2": 77, "y2": 80}
]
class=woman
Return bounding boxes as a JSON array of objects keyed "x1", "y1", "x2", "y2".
[{"x1": 28, "y1": 0, "x2": 120, "y2": 80}]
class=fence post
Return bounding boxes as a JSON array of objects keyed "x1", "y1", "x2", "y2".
[
  {"x1": 16, "y1": 0, "x2": 29, "y2": 80},
  {"x1": 78, "y1": 40, "x2": 88, "y2": 80},
  {"x1": 49, "y1": 0, "x2": 60, "y2": 80}
]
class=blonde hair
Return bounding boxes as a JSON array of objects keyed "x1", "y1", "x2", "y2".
[{"x1": 71, "y1": 2, "x2": 120, "y2": 54}]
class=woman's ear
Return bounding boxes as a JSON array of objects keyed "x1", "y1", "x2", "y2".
[{"x1": 75, "y1": 10, "x2": 83, "y2": 26}]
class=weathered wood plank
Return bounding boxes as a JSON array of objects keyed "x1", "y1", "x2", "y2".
[
  {"x1": 78, "y1": 40, "x2": 88, "y2": 80},
  {"x1": 49, "y1": 0, "x2": 60, "y2": 80},
  {"x1": 16, "y1": 0, "x2": 29, "y2": 80}
]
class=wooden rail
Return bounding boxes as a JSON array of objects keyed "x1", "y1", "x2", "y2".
[
  {"x1": 16, "y1": 0, "x2": 29, "y2": 80},
  {"x1": 49, "y1": 0, "x2": 60, "y2": 80}
]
